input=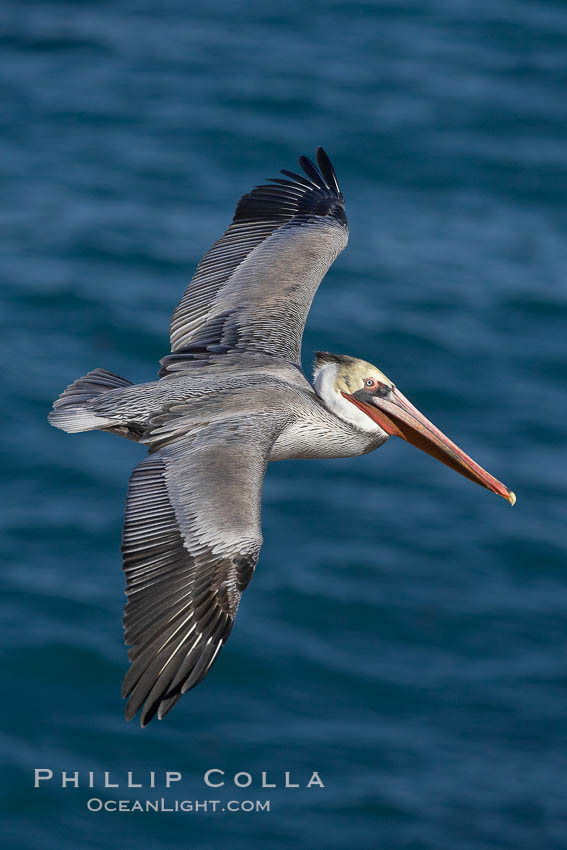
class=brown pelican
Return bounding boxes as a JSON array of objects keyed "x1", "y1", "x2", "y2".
[{"x1": 49, "y1": 148, "x2": 515, "y2": 726}]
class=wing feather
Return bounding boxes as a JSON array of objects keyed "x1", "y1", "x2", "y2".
[
  {"x1": 161, "y1": 147, "x2": 348, "y2": 374},
  {"x1": 121, "y1": 417, "x2": 280, "y2": 726}
]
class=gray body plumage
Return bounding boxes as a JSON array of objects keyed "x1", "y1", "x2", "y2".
[
  {"x1": 49, "y1": 148, "x2": 385, "y2": 725},
  {"x1": 86, "y1": 360, "x2": 382, "y2": 460}
]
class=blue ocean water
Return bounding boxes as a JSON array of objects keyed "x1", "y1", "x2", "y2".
[{"x1": 2, "y1": 1, "x2": 567, "y2": 847}]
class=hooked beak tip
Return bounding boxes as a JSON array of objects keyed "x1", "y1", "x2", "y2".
[{"x1": 344, "y1": 388, "x2": 516, "y2": 507}]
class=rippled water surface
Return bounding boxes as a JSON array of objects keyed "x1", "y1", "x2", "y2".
[{"x1": 2, "y1": 1, "x2": 567, "y2": 848}]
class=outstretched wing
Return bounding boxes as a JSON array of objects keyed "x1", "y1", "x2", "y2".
[
  {"x1": 161, "y1": 147, "x2": 348, "y2": 375},
  {"x1": 121, "y1": 414, "x2": 281, "y2": 726}
]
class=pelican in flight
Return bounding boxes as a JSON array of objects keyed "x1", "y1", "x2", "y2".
[{"x1": 49, "y1": 148, "x2": 515, "y2": 726}]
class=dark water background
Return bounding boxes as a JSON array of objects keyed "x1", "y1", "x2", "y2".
[{"x1": 2, "y1": 1, "x2": 567, "y2": 848}]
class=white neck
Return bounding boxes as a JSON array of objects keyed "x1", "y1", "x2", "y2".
[{"x1": 313, "y1": 363, "x2": 384, "y2": 434}]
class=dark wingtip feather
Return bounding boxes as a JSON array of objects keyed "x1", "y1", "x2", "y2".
[
  {"x1": 140, "y1": 700, "x2": 159, "y2": 727},
  {"x1": 157, "y1": 692, "x2": 183, "y2": 721},
  {"x1": 316, "y1": 147, "x2": 341, "y2": 195},
  {"x1": 279, "y1": 168, "x2": 315, "y2": 189},
  {"x1": 298, "y1": 155, "x2": 326, "y2": 189}
]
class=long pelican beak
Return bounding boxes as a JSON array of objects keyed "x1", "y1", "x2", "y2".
[{"x1": 344, "y1": 388, "x2": 515, "y2": 505}]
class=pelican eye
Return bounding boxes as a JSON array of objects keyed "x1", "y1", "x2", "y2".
[{"x1": 365, "y1": 378, "x2": 375, "y2": 387}]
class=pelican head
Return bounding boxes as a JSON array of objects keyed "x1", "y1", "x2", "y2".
[{"x1": 313, "y1": 352, "x2": 515, "y2": 505}]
